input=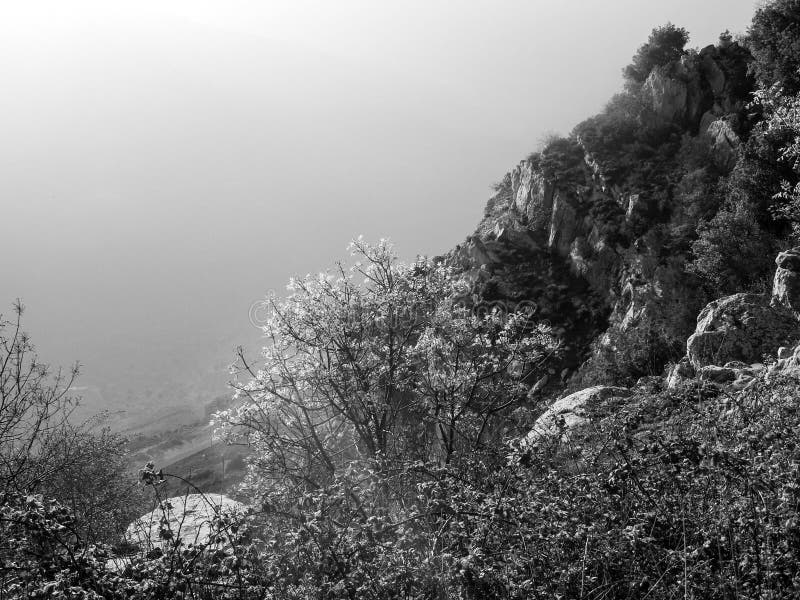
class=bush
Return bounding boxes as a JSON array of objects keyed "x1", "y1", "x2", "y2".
[
  {"x1": 748, "y1": 0, "x2": 800, "y2": 93},
  {"x1": 623, "y1": 23, "x2": 690, "y2": 85},
  {"x1": 687, "y1": 201, "x2": 776, "y2": 295},
  {"x1": 0, "y1": 302, "x2": 145, "y2": 546}
]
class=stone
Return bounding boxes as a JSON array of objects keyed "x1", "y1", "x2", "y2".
[
  {"x1": 705, "y1": 119, "x2": 739, "y2": 172},
  {"x1": 126, "y1": 494, "x2": 247, "y2": 551},
  {"x1": 686, "y1": 293, "x2": 800, "y2": 368},
  {"x1": 666, "y1": 357, "x2": 695, "y2": 389},
  {"x1": 699, "y1": 365, "x2": 737, "y2": 383},
  {"x1": 527, "y1": 374, "x2": 549, "y2": 398},
  {"x1": 730, "y1": 374, "x2": 755, "y2": 391},
  {"x1": 524, "y1": 386, "x2": 631, "y2": 443},
  {"x1": 772, "y1": 247, "x2": 800, "y2": 315},
  {"x1": 548, "y1": 191, "x2": 579, "y2": 257},
  {"x1": 723, "y1": 361, "x2": 749, "y2": 369},
  {"x1": 643, "y1": 67, "x2": 687, "y2": 122},
  {"x1": 767, "y1": 341, "x2": 800, "y2": 380},
  {"x1": 776, "y1": 247, "x2": 800, "y2": 271}
]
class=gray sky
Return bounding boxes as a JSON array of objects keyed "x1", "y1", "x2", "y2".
[{"x1": 0, "y1": 1, "x2": 758, "y2": 401}]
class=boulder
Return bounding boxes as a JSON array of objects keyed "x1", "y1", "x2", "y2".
[
  {"x1": 524, "y1": 386, "x2": 631, "y2": 443},
  {"x1": 772, "y1": 247, "x2": 800, "y2": 315},
  {"x1": 126, "y1": 494, "x2": 247, "y2": 551},
  {"x1": 666, "y1": 357, "x2": 695, "y2": 389},
  {"x1": 768, "y1": 342, "x2": 800, "y2": 380},
  {"x1": 686, "y1": 293, "x2": 800, "y2": 368},
  {"x1": 699, "y1": 365, "x2": 737, "y2": 383}
]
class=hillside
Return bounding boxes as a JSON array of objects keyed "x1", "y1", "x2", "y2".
[
  {"x1": 447, "y1": 29, "x2": 764, "y2": 392},
  {"x1": 7, "y1": 3, "x2": 800, "y2": 599}
]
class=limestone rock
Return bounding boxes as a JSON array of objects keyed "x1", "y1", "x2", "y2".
[
  {"x1": 705, "y1": 119, "x2": 739, "y2": 171},
  {"x1": 126, "y1": 494, "x2": 247, "y2": 550},
  {"x1": 643, "y1": 68, "x2": 688, "y2": 122},
  {"x1": 768, "y1": 342, "x2": 800, "y2": 379},
  {"x1": 772, "y1": 247, "x2": 800, "y2": 315},
  {"x1": 524, "y1": 386, "x2": 631, "y2": 443},
  {"x1": 686, "y1": 293, "x2": 800, "y2": 368},
  {"x1": 666, "y1": 357, "x2": 695, "y2": 389},
  {"x1": 511, "y1": 161, "x2": 554, "y2": 234},
  {"x1": 699, "y1": 365, "x2": 737, "y2": 383},
  {"x1": 548, "y1": 191, "x2": 579, "y2": 257},
  {"x1": 527, "y1": 374, "x2": 549, "y2": 398}
]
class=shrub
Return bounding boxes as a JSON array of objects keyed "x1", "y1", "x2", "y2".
[
  {"x1": 623, "y1": 23, "x2": 690, "y2": 85},
  {"x1": 687, "y1": 201, "x2": 776, "y2": 295},
  {"x1": 748, "y1": 0, "x2": 800, "y2": 93}
]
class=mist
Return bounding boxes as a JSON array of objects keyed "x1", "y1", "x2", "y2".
[{"x1": 0, "y1": 0, "x2": 757, "y2": 419}]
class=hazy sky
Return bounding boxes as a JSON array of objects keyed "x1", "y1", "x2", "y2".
[{"x1": 0, "y1": 1, "x2": 758, "y2": 395}]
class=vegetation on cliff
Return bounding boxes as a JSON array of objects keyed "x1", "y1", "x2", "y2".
[{"x1": 6, "y1": 2, "x2": 800, "y2": 598}]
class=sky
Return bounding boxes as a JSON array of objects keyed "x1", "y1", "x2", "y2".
[{"x1": 0, "y1": 1, "x2": 759, "y2": 405}]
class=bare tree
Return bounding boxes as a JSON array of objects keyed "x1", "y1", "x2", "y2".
[
  {"x1": 0, "y1": 300, "x2": 144, "y2": 544},
  {"x1": 0, "y1": 300, "x2": 79, "y2": 495}
]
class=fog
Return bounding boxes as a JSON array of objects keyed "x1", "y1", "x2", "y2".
[{"x1": 0, "y1": 1, "x2": 757, "y2": 420}]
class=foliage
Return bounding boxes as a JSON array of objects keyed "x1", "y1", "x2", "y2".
[
  {"x1": 39, "y1": 426, "x2": 146, "y2": 545},
  {"x1": 687, "y1": 201, "x2": 776, "y2": 295},
  {"x1": 214, "y1": 239, "x2": 556, "y2": 510},
  {"x1": 752, "y1": 84, "x2": 800, "y2": 240},
  {"x1": 0, "y1": 478, "x2": 269, "y2": 599},
  {"x1": 623, "y1": 23, "x2": 690, "y2": 84},
  {"x1": 748, "y1": 0, "x2": 800, "y2": 93},
  {"x1": 530, "y1": 136, "x2": 587, "y2": 188},
  {"x1": 0, "y1": 301, "x2": 79, "y2": 494},
  {"x1": 0, "y1": 492, "x2": 128, "y2": 599},
  {"x1": 0, "y1": 302, "x2": 145, "y2": 548},
  {"x1": 13, "y1": 5, "x2": 800, "y2": 598}
]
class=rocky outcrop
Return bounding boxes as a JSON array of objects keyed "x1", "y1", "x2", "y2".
[
  {"x1": 769, "y1": 343, "x2": 800, "y2": 379},
  {"x1": 772, "y1": 247, "x2": 800, "y2": 315},
  {"x1": 667, "y1": 246, "x2": 800, "y2": 388},
  {"x1": 685, "y1": 293, "x2": 800, "y2": 368},
  {"x1": 643, "y1": 66, "x2": 688, "y2": 122},
  {"x1": 126, "y1": 494, "x2": 247, "y2": 551},
  {"x1": 524, "y1": 386, "x2": 631, "y2": 443},
  {"x1": 641, "y1": 43, "x2": 751, "y2": 133},
  {"x1": 446, "y1": 39, "x2": 755, "y2": 392},
  {"x1": 704, "y1": 119, "x2": 740, "y2": 171}
]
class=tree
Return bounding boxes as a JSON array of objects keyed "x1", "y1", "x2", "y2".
[
  {"x1": 687, "y1": 201, "x2": 776, "y2": 295},
  {"x1": 751, "y1": 84, "x2": 800, "y2": 240},
  {"x1": 623, "y1": 23, "x2": 690, "y2": 84},
  {"x1": 0, "y1": 300, "x2": 79, "y2": 494},
  {"x1": 748, "y1": 0, "x2": 800, "y2": 93},
  {"x1": 0, "y1": 301, "x2": 143, "y2": 544},
  {"x1": 210, "y1": 239, "x2": 555, "y2": 596},
  {"x1": 216, "y1": 240, "x2": 554, "y2": 494}
]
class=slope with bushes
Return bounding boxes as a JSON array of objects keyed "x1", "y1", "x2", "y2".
[{"x1": 7, "y1": 3, "x2": 800, "y2": 598}]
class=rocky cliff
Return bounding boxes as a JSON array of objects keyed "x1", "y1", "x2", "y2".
[{"x1": 447, "y1": 39, "x2": 758, "y2": 389}]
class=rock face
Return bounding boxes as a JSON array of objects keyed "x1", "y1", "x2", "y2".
[
  {"x1": 772, "y1": 247, "x2": 800, "y2": 315},
  {"x1": 643, "y1": 66, "x2": 688, "y2": 122},
  {"x1": 770, "y1": 343, "x2": 800, "y2": 379},
  {"x1": 126, "y1": 494, "x2": 246, "y2": 550},
  {"x1": 704, "y1": 119, "x2": 740, "y2": 171},
  {"x1": 524, "y1": 386, "x2": 631, "y2": 443},
  {"x1": 445, "y1": 39, "x2": 754, "y2": 391},
  {"x1": 686, "y1": 293, "x2": 800, "y2": 368},
  {"x1": 667, "y1": 246, "x2": 800, "y2": 389}
]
